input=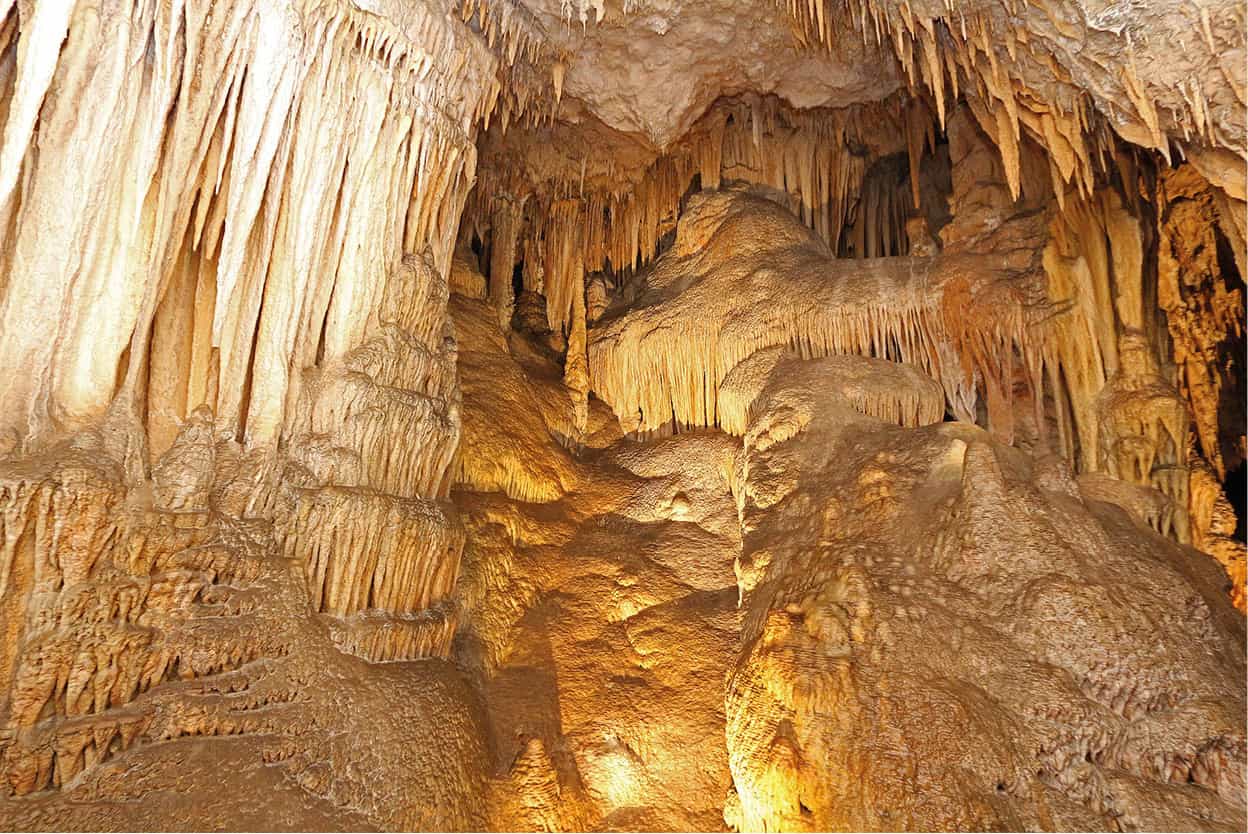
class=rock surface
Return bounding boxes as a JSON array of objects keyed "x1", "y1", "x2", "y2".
[
  {"x1": 0, "y1": 0, "x2": 1242, "y2": 830},
  {"x1": 726, "y1": 353, "x2": 1245, "y2": 831}
]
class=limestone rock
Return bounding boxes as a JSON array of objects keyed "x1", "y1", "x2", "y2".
[
  {"x1": 724, "y1": 347, "x2": 1246, "y2": 832},
  {"x1": 0, "y1": 0, "x2": 1243, "y2": 829}
]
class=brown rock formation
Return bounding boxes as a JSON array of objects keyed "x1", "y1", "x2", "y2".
[{"x1": 0, "y1": 0, "x2": 1242, "y2": 830}]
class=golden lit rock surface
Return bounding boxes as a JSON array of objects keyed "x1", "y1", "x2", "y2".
[
  {"x1": 724, "y1": 352, "x2": 1245, "y2": 831},
  {"x1": 0, "y1": 432, "x2": 490, "y2": 829},
  {"x1": 0, "y1": 0, "x2": 1243, "y2": 829}
]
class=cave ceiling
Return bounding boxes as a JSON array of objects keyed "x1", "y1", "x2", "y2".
[
  {"x1": 464, "y1": 0, "x2": 1244, "y2": 196},
  {"x1": 512, "y1": 0, "x2": 903, "y2": 147}
]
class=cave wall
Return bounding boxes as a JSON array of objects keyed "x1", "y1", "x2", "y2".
[
  {"x1": 445, "y1": 185, "x2": 1246, "y2": 831},
  {"x1": 0, "y1": 0, "x2": 1241, "y2": 829},
  {"x1": 0, "y1": 0, "x2": 531, "y2": 823}
]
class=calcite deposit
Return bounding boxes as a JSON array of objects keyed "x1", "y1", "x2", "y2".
[{"x1": 0, "y1": 0, "x2": 1243, "y2": 830}]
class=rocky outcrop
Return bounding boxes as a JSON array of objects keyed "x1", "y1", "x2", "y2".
[
  {"x1": 724, "y1": 349, "x2": 1246, "y2": 831},
  {"x1": 0, "y1": 426, "x2": 490, "y2": 829}
]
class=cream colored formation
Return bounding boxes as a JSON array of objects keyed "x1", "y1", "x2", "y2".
[
  {"x1": 0, "y1": 0, "x2": 1244, "y2": 830},
  {"x1": 464, "y1": 95, "x2": 930, "y2": 334},
  {"x1": 279, "y1": 253, "x2": 464, "y2": 661},
  {"x1": 724, "y1": 366, "x2": 1245, "y2": 831},
  {"x1": 587, "y1": 184, "x2": 991, "y2": 437}
]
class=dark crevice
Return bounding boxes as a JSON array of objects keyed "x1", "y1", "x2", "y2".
[{"x1": 1224, "y1": 461, "x2": 1247, "y2": 541}]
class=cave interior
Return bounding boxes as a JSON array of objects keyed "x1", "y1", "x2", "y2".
[{"x1": 0, "y1": 0, "x2": 1244, "y2": 830}]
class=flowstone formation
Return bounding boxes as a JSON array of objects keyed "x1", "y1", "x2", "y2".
[
  {"x1": 0, "y1": 424, "x2": 491, "y2": 830},
  {"x1": 448, "y1": 190, "x2": 1245, "y2": 831},
  {"x1": 723, "y1": 354, "x2": 1245, "y2": 831},
  {"x1": 0, "y1": 0, "x2": 1244, "y2": 830}
]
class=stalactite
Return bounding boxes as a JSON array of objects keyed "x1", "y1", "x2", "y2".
[
  {"x1": 280, "y1": 487, "x2": 464, "y2": 618},
  {"x1": 0, "y1": 0, "x2": 1243, "y2": 824},
  {"x1": 1155, "y1": 165, "x2": 1246, "y2": 482},
  {"x1": 0, "y1": 0, "x2": 547, "y2": 461},
  {"x1": 278, "y1": 252, "x2": 464, "y2": 661},
  {"x1": 1096, "y1": 336, "x2": 1192, "y2": 543},
  {"x1": 772, "y1": 0, "x2": 1245, "y2": 218},
  {"x1": 489, "y1": 198, "x2": 524, "y2": 328},
  {"x1": 587, "y1": 188, "x2": 1041, "y2": 437},
  {"x1": 465, "y1": 94, "x2": 919, "y2": 333},
  {"x1": 841, "y1": 155, "x2": 913, "y2": 258},
  {"x1": 326, "y1": 605, "x2": 459, "y2": 663},
  {"x1": 1033, "y1": 160, "x2": 1244, "y2": 566}
]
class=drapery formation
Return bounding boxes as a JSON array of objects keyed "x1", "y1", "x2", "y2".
[
  {"x1": 0, "y1": 0, "x2": 1242, "y2": 827},
  {"x1": 0, "y1": 0, "x2": 556, "y2": 463}
]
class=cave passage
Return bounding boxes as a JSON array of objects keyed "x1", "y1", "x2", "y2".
[{"x1": 0, "y1": 1, "x2": 1243, "y2": 832}]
